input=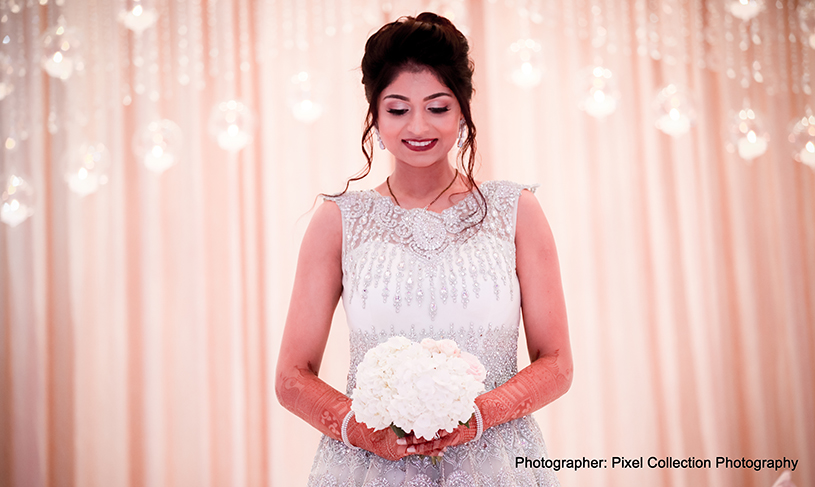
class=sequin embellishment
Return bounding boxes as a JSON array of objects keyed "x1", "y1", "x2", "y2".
[
  {"x1": 308, "y1": 181, "x2": 560, "y2": 487},
  {"x1": 324, "y1": 181, "x2": 536, "y2": 321}
]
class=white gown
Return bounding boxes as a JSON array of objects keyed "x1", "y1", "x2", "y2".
[{"x1": 309, "y1": 180, "x2": 560, "y2": 487}]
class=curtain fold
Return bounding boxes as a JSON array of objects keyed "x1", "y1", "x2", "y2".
[{"x1": 0, "y1": 1, "x2": 813, "y2": 486}]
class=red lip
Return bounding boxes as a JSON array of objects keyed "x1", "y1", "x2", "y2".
[{"x1": 402, "y1": 139, "x2": 438, "y2": 152}]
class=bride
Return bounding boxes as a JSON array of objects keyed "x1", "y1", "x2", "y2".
[{"x1": 276, "y1": 12, "x2": 572, "y2": 486}]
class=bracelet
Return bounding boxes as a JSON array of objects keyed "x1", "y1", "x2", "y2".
[
  {"x1": 341, "y1": 410, "x2": 359, "y2": 450},
  {"x1": 473, "y1": 404, "x2": 484, "y2": 442}
]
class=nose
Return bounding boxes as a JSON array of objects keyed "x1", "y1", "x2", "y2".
[{"x1": 406, "y1": 110, "x2": 430, "y2": 136}]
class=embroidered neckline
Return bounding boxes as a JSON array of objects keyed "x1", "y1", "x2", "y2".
[
  {"x1": 365, "y1": 180, "x2": 497, "y2": 217},
  {"x1": 328, "y1": 181, "x2": 533, "y2": 321}
]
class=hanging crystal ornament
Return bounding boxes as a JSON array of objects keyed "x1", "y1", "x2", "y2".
[
  {"x1": 1, "y1": 171, "x2": 35, "y2": 227},
  {"x1": 190, "y1": 0, "x2": 206, "y2": 90},
  {"x1": 506, "y1": 38, "x2": 545, "y2": 88},
  {"x1": 158, "y1": 1, "x2": 173, "y2": 100},
  {"x1": 729, "y1": 103, "x2": 769, "y2": 161},
  {"x1": 798, "y1": 3, "x2": 815, "y2": 50},
  {"x1": 775, "y1": 1, "x2": 789, "y2": 92},
  {"x1": 5, "y1": 129, "x2": 18, "y2": 151},
  {"x1": 727, "y1": 0, "x2": 763, "y2": 22},
  {"x1": 788, "y1": 107, "x2": 815, "y2": 169},
  {"x1": 40, "y1": 23, "x2": 82, "y2": 80},
  {"x1": 119, "y1": 3, "x2": 159, "y2": 34},
  {"x1": 64, "y1": 142, "x2": 111, "y2": 197},
  {"x1": 176, "y1": 2, "x2": 191, "y2": 85},
  {"x1": 289, "y1": 71, "x2": 324, "y2": 123},
  {"x1": 646, "y1": 0, "x2": 662, "y2": 60},
  {"x1": 323, "y1": 0, "x2": 337, "y2": 38},
  {"x1": 208, "y1": 99, "x2": 255, "y2": 152},
  {"x1": 576, "y1": 65, "x2": 620, "y2": 118},
  {"x1": 653, "y1": 84, "x2": 696, "y2": 137},
  {"x1": 6, "y1": 0, "x2": 23, "y2": 14},
  {"x1": 588, "y1": 0, "x2": 607, "y2": 50},
  {"x1": 0, "y1": 52, "x2": 13, "y2": 101},
  {"x1": 133, "y1": 119, "x2": 183, "y2": 174},
  {"x1": 238, "y1": 0, "x2": 251, "y2": 73}
]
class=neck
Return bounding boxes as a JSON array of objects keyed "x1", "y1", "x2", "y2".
[{"x1": 388, "y1": 161, "x2": 458, "y2": 202}]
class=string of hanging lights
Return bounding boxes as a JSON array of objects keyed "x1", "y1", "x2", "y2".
[{"x1": 0, "y1": 0, "x2": 813, "y2": 227}]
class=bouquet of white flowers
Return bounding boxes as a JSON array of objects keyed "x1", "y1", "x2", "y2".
[{"x1": 351, "y1": 336, "x2": 487, "y2": 441}]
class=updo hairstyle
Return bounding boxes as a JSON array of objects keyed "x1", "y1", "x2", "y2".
[{"x1": 342, "y1": 12, "x2": 484, "y2": 213}]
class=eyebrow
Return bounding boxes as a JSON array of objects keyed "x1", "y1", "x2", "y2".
[{"x1": 383, "y1": 92, "x2": 453, "y2": 102}]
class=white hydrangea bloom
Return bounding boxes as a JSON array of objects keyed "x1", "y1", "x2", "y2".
[{"x1": 351, "y1": 336, "x2": 486, "y2": 441}]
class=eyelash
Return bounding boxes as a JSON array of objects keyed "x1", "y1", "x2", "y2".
[{"x1": 386, "y1": 107, "x2": 450, "y2": 116}]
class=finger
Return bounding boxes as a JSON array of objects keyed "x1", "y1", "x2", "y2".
[
  {"x1": 395, "y1": 432, "x2": 414, "y2": 445},
  {"x1": 398, "y1": 436, "x2": 424, "y2": 446},
  {"x1": 405, "y1": 436, "x2": 433, "y2": 454},
  {"x1": 421, "y1": 430, "x2": 463, "y2": 453},
  {"x1": 436, "y1": 429, "x2": 452, "y2": 439},
  {"x1": 424, "y1": 446, "x2": 448, "y2": 457},
  {"x1": 413, "y1": 438, "x2": 446, "y2": 455},
  {"x1": 397, "y1": 434, "x2": 432, "y2": 446},
  {"x1": 406, "y1": 440, "x2": 434, "y2": 455}
]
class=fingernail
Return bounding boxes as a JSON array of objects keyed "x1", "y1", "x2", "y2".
[
  {"x1": 407, "y1": 446, "x2": 416, "y2": 453},
  {"x1": 396, "y1": 438, "x2": 406, "y2": 445}
]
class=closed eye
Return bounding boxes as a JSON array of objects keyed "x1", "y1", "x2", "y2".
[
  {"x1": 429, "y1": 107, "x2": 450, "y2": 114},
  {"x1": 387, "y1": 109, "x2": 408, "y2": 115}
]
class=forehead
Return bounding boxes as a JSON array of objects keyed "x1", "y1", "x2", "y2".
[{"x1": 380, "y1": 68, "x2": 453, "y2": 99}]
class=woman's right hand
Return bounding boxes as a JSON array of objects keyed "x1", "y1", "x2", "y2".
[{"x1": 348, "y1": 420, "x2": 445, "y2": 461}]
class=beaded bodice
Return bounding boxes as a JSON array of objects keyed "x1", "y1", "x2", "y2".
[
  {"x1": 311, "y1": 181, "x2": 561, "y2": 487},
  {"x1": 325, "y1": 180, "x2": 536, "y2": 395}
]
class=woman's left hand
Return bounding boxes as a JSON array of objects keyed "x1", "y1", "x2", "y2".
[{"x1": 394, "y1": 419, "x2": 478, "y2": 457}]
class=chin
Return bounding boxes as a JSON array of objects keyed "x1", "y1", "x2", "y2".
[{"x1": 395, "y1": 153, "x2": 451, "y2": 168}]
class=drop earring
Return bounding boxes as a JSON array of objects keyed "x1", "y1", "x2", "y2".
[
  {"x1": 457, "y1": 120, "x2": 466, "y2": 148},
  {"x1": 375, "y1": 127, "x2": 386, "y2": 150}
]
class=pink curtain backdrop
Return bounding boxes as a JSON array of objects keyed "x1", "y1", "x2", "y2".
[{"x1": 1, "y1": 1, "x2": 813, "y2": 486}]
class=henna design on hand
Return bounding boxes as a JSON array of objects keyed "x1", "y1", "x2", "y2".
[
  {"x1": 477, "y1": 349, "x2": 571, "y2": 430},
  {"x1": 276, "y1": 366, "x2": 348, "y2": 441},
  {"x1": 277, "y1": 366, "x2": 413, "y2": 461}
]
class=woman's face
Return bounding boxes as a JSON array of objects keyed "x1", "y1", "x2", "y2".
[{"x1": 377, "y1": 68, "x2": 462, "y2": 169}]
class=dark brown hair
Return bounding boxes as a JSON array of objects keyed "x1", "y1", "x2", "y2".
[{"x1": 338, "y1": 12, "x2": 485, "y2": 216}]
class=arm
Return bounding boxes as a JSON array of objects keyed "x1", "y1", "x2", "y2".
[
  {"x1": 476, "y1": 188, "x2": 573, "y2": 429},
  {"x1": 402, "y1": 189, "x2": 572, "y2": 453},
  {"x1": 274, "y1": 201, "x2": 419, "y2": 460}
]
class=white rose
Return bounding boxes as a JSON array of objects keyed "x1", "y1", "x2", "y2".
[
  {"x1": 420, "y1": 338, "x2": 440, "y2": 353},
  {"x1": 460, "y1": 351, "x2": 487, "y2": 382},
  {"x1": 436, "y1": 339, "x2": 460, "y2": 357}
]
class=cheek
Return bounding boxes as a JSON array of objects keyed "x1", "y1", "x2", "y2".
[
  {"x1": 377, "y1": 121, "x2": 401, "y2": 141},
  {"x1": 442, "y1": 121, "x2": 460, "y2": 139},
  {"x1": 376, "y1": 110, "x2": 400, "y2": 133}
]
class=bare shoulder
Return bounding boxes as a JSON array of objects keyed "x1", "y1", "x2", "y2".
[
  {"x1": 516, "y1": 187, "x2": 541, "y2": 215},
  {"x1": 311, "y1": 198, "x2": 342, "y2": 228},
  {"x1": 301, "y1": 199, "x2": 343, "y2": 256},
  {"x1": 515, "y1": 188, "x2": 555, "y2": 249}
]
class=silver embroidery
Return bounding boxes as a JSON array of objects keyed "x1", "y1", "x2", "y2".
[
  {"x1": 309, "y1": 181, "x2": 559, "y2": 487},
  {"x1": 307, "y1": 418, "x2": 560, "y2": 487},
  {"x1": 324, "y1": 181, "x2": 534, "y2": 321}
]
